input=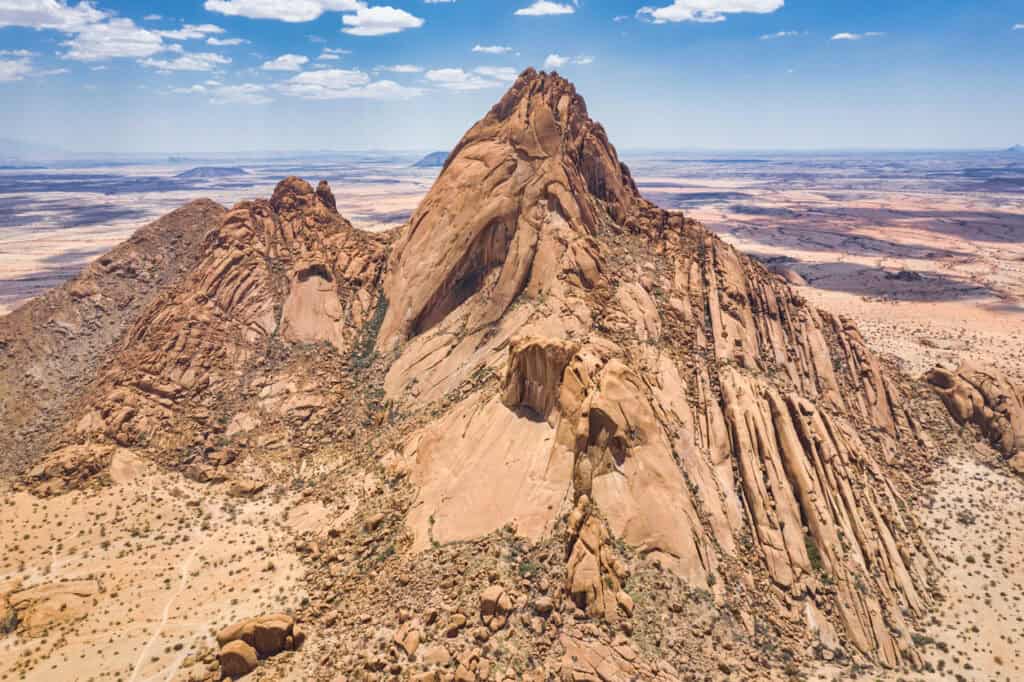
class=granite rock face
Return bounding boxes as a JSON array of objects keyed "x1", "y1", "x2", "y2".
[{"x1": 0, "y1": 69, "x2": 956, "y2": 677}]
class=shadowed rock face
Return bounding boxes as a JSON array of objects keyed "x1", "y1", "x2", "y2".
[{"x1": 1, "y1": 70, "x2": 952, "y2": 676}]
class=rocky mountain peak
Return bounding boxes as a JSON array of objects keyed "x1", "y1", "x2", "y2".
[{"x1": 377, "y1": 70, "x2": 648, "y2": 351}]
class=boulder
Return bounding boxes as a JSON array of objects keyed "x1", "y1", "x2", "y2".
[
  {"x1": 219, "y1": 640, "x2": 258, "y2": 678},
  {"x1": 926, "y1": 362, "x2": 1024, "y2": 459},
  {"x1": 479, "y1": 585, "x2": 513, "y2": 631}
]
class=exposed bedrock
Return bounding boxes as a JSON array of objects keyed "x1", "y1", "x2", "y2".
[{"x1": 926, "y1": 361, "x2": 1024, "y2": 468}]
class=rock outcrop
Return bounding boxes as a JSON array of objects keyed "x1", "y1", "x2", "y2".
[
  {"x1": 217, "y1": 613, "x2": 301, "y2": 678},
  {"x1": 385, "y1": 69, "x2": 936, "y2": 669},
  {"x1": 926, "y1": 362, "x2": 1024, "y2": 469},
  {"x1": 0, "y1": 199, "x2": 226, "y2": 475},
  {"x1": 52, "y1": 178, "x2": 390, "y2": 468}
]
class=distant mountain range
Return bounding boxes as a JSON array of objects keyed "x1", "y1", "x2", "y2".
[
  {"x1": 1008, "y1": 145, "x2": 1023, "y2": 153},
  {"x1": 413, "y1": 151, "x2": 447, "y2": 168},
  {"x1": 175, "y1": 166, "x2": 248, "y2": 179}
]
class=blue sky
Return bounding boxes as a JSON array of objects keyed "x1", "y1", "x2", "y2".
[{"x1": 1, "y1": 0, "x2": 1022, "y2": 153}]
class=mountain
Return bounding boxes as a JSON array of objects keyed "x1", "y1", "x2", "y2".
[
  {"x1": 0, "y1": 70, "x2": 963, "y2": 679},
  {"x1": 413, "y1": 151, "x2": 448, "y2": 168},
  {"x1": 1007, "y1": 144, "x2": 1023, "y2": 153},
  {"x1": 176, "y1": 166, "x2": 248, "y2": 179}
]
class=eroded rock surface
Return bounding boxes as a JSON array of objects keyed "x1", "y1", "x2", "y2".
[
  {"x1": 926, "y1": 361, "x2": 1024, "y2": 469},
  {"x1": 0, "y1": 69, "x2": 964, "y2": 680}
]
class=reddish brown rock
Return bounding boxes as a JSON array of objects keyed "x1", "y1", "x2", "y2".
[{"x1": 219, "y1": 639, "x2": 258, "y2": 678}]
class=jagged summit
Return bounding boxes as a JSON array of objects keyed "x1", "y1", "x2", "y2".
[{"x1": 378, "y1": 69, "x2": 655, "y2": 350}]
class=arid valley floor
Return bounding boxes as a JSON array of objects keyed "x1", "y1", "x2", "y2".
[{"x1": 2, "y1": 142, "x2": 1023, "y2": 681}]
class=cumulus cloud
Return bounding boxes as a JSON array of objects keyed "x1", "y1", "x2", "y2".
[
  {"x1": 207, "y1": 37, "x2": 249, "y2": 46},
  {"x1": 142, "y1": 52, "x2": 232, "y2": 72},
  {"x1": 376, "y1": 64, "x2": 423, "y2": 73},
  {"x1": 342, "y1": 6, "x2": 424, "y2": 36},
  {"x1": 543, "y1": 53, "x2": 593, "y2": 69},
  {"x1": 277, "y1": 67, "x2": 421, "y2": 99},
  {"x1": 0, "y1": 0, "x2": 106, "y2": 32},
  {"x1": 212, "y1": 83, "x2": 272, "y2": 104},
  {"x1": 515, "y1": 1, "x2": 576, "y2": 17},
  {"x1": 317, "y1": 48, "x2": 351, "y2": 60},
  {"x1": 637, "y1": 0, "x2": 783, "y2": 24},
  {"x1": 425, "y1": 66, "x2": 517, "y2": 91},
  {"x1": 0, "y1": 58, "x2": 35, "y2": 82},
  {"x1": 1013, "y1": 23, "x2": 1023, "y2": 30},
  {"x1": 831, "y1": 31, "x2": 884, "y2": 40},
  {"x1": 64, "y1": 18, "x2": 166, "y2": 61},
  {"x1": 262, "y1": 53, "x2": 310, "y2": 71},
  {"x1": 473, "y1": 44, "x2": 514, "y2": 54},
  {"x1": 0, "y1": 2, "x2": 240, "y2": 62},
  {"x1": 157, "y1": 24, "x2": 225, "y2": 40},
  {"x1": 205, "y1": 0, "x2": 424, "y2": 35},
  {"x1": 203, "y1": 0, "x2": 363, "y2": 22}
]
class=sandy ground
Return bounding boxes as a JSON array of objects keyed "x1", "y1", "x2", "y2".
[
  {"x1": 812, "y1": 444, "x2": 1024, "y2": 681},
  {"x1": 0, "y1": 452, "x2": 317, "y2": 682}
]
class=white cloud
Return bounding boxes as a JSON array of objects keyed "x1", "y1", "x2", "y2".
[
  {"x1": 543, "y1": 53, "x2": 593, "y2": 69},
  {"x1": 760, "y1": 30, "x2": 800, "y2": 40},
  {"x1": 515, "y1": 1, "x2": 575, "y2": 16},
  {"x1": 317, "y1": 48, "x2": 352, "y2": 60},
  {"x1": 142, "y1": 52, "x2": 232, "y2": 72},
  {"x1": 143, "y1": 14, "x2": 162, "y2": 21},
  {"x1": 207, "y1": 36, "x2": 248, "y2": 46},
  {"x1": 0, "y1": 53, "x2": 68, "y2": 82},
  {"x1": 543, "y1": 53, "x2": 568, "y2": 69},
  {"x1": 171, "y1": 84, "x2": 208, "y2": 94},
  {"x1": 342, "y1": 6, "x2": 424, "y2": 36},
  {"x1": 0, "y1": 58, "x2": 34, "y2": 82},
  {"x1": 212, "y1": 83, "x2": 272, "y2": 104},
  {"x1": 1013, "y1": 23, "x2": 1023, "y2": 30},
  {"x1": 277, "y1": 67, "x2": 421, "y2": 99},
  {"x1": 376, "y1": 64, "x2": 423, "y2": 73},
  {"x1": 158, "y1": 24, "x2": 225, "y2": 40},
  {"x1": 64, "y1": 18, "x2": 166, "y2": 61},
  {"x1": 262, "y1": 53, "x2": 310, "y2": 71},
  {"x1": 425, "y1": 66, "x2": 517, "y2": 91},
  {"x1": 831, "y1": 31, "x2": 884, "y2": 41},
  {"x1": 170, "y1": 81, "x2": 271, "y2": 104},
  {"x1": 473, "y1": 44, "x2": 514, "y2": 54},
  {"x1": 203, "y1": 0, "x2": 363, "y2": 23},
  {"x1": 637, "y1": 0, "x2": 783, "y2": 24},
  {"x1": 0, "y1": 3, "x2": 236, "y2": 63},
  {"x1": 0, "y1": 0, "x2": 106, "y2": 32}
]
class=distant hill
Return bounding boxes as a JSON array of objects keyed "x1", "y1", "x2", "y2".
[
  {"x1": 413, "y1": 151, "x2": 447, "y2": 168},
  {"x1": 176, "y1": 166, "x2": 248, "y2": 179},
  {"x1": 1008, "y1": 145, "x2": 1023, "y2": 153}
]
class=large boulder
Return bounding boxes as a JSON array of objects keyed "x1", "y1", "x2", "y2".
[
  {"x1": 219, "y1": 640, "x2": 258, "y2": 678},
  {"x1": 926, "y1": 362, "x2": 1024, "y2": 464}
]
